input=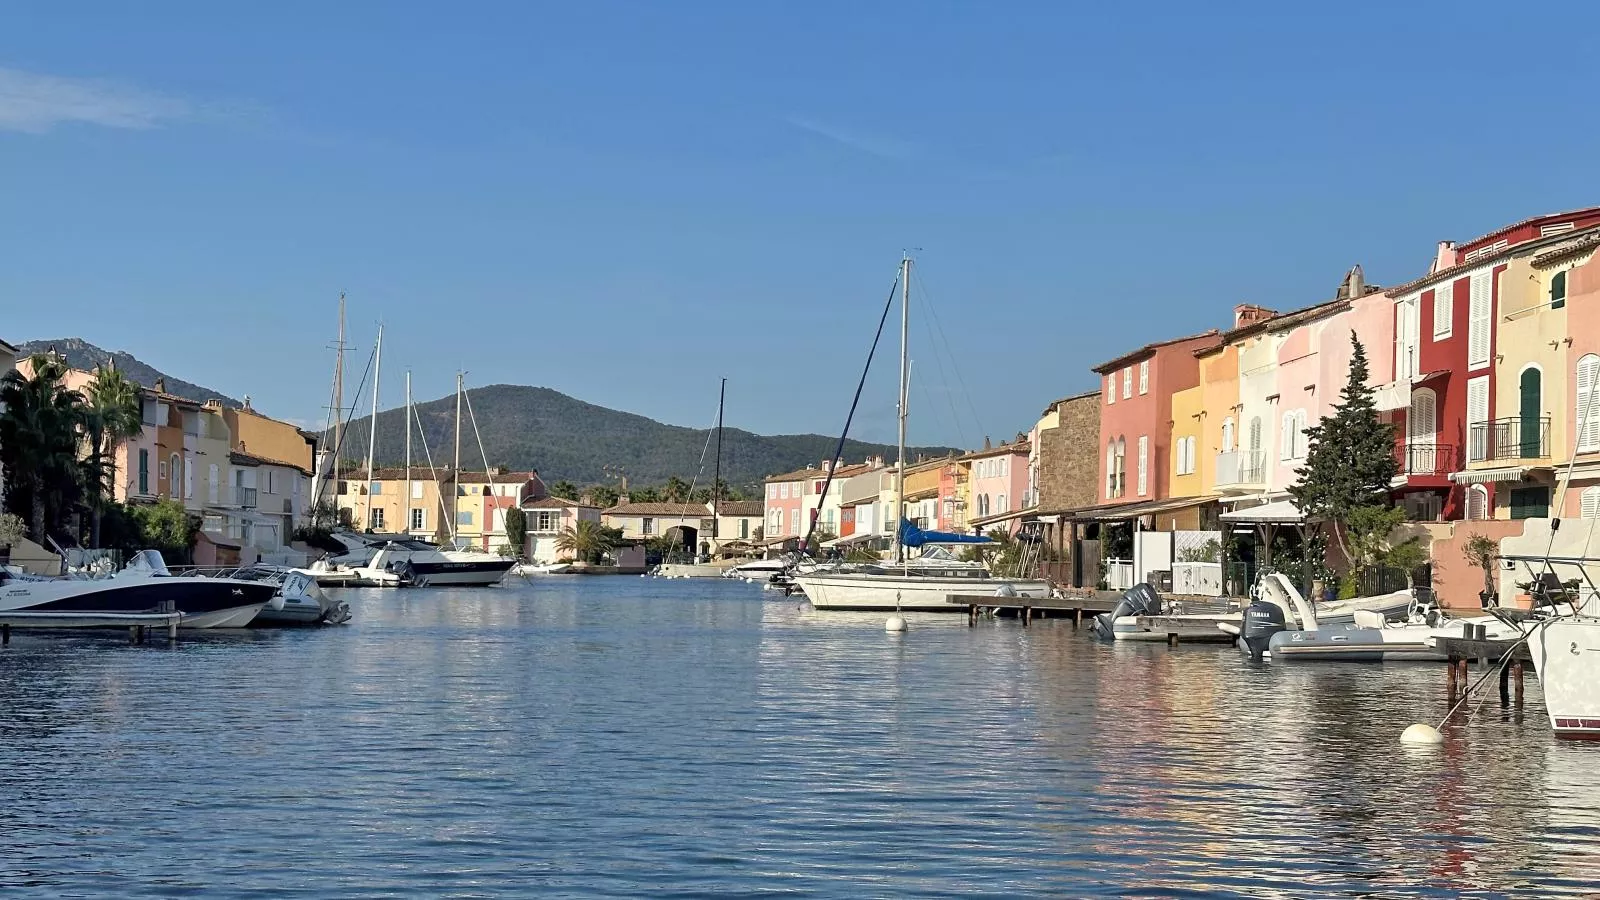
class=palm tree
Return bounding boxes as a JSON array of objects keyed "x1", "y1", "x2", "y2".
[
  {"x1": 0, "y1": 354, "x2": 86, "y2": 541},
  {"x1": 555, "y1": 519, "x2": 619, "y2": 564},
  {"x1": 662, "y1": 476, "x2": 690, "y2": 504},
  {"x1": 81, "y1": 363, "x2": 144, "y2": 546}
]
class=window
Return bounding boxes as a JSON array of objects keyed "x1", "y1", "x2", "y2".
[
  {"x1": 208, "y1": 464, "x2": 219, "y2": 504},
  {"x1": 1467, "y1": 376, "x2": 1490, "y2": 461},
  {"x1": 997, "y1": 494, "x2": 1008, "y2": 514},
  {"x1": 1107, "y1": 375, "x2": 1115, "y2": 405},
  {"x1": 370, "y1": 508, "x2": 385, "y2": 529},
  {"x1": 183, "y1": 456, "x2": 193, "y2": 499},
  {"x1": 458, "y1": 511, "x2": 475, "y2": 526},
  {"x1": 1509, "y1": 486, "x2": 1550, "y2": 520},
  {"x1": 1466, "y1": 485, "x2": 1489, "y2": 521},
  {"x1": 410, "y1": 508, "x2": 425, "y2": 531},
  {"x1": 1519, "y1": 367, "x2": 1543, "y2": 457},
  {"x1": 1551, "y1": 270, "x2": 1567, "y2": 310},
  {"x1": 643, "y1": 517, "x2": 654, "y2": 535},
  {"x1": 1106, "y1": 443, "x2": 1117, "y2": 499},
  {"x1": 1137, "y1": 435, "x2": 1149, "y2": 496},
  {"x1": 1221, "y1": 418, "x2": 1235, "y2": 454},
  {"x1": 412, "y1": 481, "x2": 424, "y2": 499},
  {"x1": 169, "y1": 454, "x2": 181, "y2": 499},
  {"x1": 739, "y1": 519, "x2": 749, "y2": 539},
  {"x1": 780, "y1": 483, "x2": 790, "y2": 499},
  {"x1": 1396, "y1": 295, "x2": 1421, "y2": 380},
  {"x1": 1122, "y1": 368, "x2": 1132, "y2": 399},
  {"x1": 768, "y1": 484, "x2": 777, "y2": 499},
  {"x1": 1116, "y1": 437, "x2": 1126, "y2": 497},
  {"x1": 1281, "y1": 412, "x2": 1297, "y2": 461},
  {"x1": 138, "y1": 449, "x2": 150, "y2": 495},
  {"x1": 1138, "y1": 360, "x2": 1149, "y2": 395},
  {"x1": 1432, "y1": 282, "x2": 1453, "y2": 339},
  {"x1": 1468, "y1": 270, "x2": 1492, "y2": 370},
  {"x1": 1579, "y1": 355, "x2": 1600, "y2": 453},
  {"x1": 1408, "y1": 389, "x2": 1438, "y2": 446},
  {"x1": 338, "y1": 480, "x2": 349, "y2": 495},
  {"x1": 1581, "y1": 487, "x2": 1600, "y2": 519},
  {"x1": 813, "y1": 480, "x2": 825, "y2": 495},
  {"x1": 1175, "y1": 436, "x2": 1196, "y2": 475}
]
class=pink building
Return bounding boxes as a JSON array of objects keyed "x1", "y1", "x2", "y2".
[
  {"x1": 965, "y1": 438, "x2": 1030, "y2": 534},
  {"x1": 764, "y1": 465, "x2": 818, "y2": 539}
]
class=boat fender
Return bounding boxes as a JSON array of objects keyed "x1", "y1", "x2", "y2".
[
  {"x1": 267, "y1": 593, "x2": 287, "y2": 612},
  {"x1": 994, "y1": 583, "x2": 1017, "y2": 598}
]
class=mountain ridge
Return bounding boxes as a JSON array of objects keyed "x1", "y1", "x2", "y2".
[{"x1": 16, "y1": 338, "x2": 242, "y2": 407}]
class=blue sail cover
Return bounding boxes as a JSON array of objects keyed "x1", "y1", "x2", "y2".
[{"x1": 898, "y1": 518, "x2": 993, "y2": 548}]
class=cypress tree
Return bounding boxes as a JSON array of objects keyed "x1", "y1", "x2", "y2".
[{"x1": 1289, "y1": 332, "x2": 1398, "y2": 561}]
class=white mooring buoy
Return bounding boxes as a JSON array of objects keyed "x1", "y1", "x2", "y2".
[
  {"x1": 1400, "y1": 723, "x2": 1444, "y2": 745},
  {"x1": 885, "y1": 615, "x2": 907, "y2": 633}
]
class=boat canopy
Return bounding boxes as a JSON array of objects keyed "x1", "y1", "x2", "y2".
[{"x1": 898, "y1": 518, "x2": 992, "y2": 548}]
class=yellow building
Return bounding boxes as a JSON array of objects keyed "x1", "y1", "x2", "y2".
[
  {"x1": 1194, "y1": 342, "x2": 1243, "y2": 497},
  {"x1": 1168, "y1": 385, "x2": 1205, "y2": 499},
  {"x1": 223, "y1": 403, "x2": 316, "y2": 473}
]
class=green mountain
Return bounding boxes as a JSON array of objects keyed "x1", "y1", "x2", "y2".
[
  {"x1": 335, "y1": 383, "x2": 958, "y2": 489},
  {"x1": 16, "y1": 338, "x2": 241, "y2": 407}
]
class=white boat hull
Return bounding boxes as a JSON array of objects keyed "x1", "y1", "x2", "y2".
[
  {"x1": 185, "y1": 603, "x2": 270, "y2": 629},
  {"x1": 1528, "y1": 619, "x2": 1600, "y2": 738},
  {"x1": 656, "y1": 563, "x2": 727, "y2": 578},
  {"x1": 793, "y1": 573, "x2": 1049, "y2": 612}
]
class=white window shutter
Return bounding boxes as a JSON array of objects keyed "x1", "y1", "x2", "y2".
[
  {"x1": 1281, "y1": 413, "x2": 1294, "y2": 460},
  {"x1": 1467, "y1": 377, "x2": 1490, "y2": 461},
  {"x1": 1222, "y1": 418, "x2": 1235, "y2": 453},
  {"x1": 1432, "y1": 282, "x2": 1453, "y2": 339},
  {"x1": 1582, "y1": 487, "x2": 1600, "y2": 519},
  {"x1": 1468, "y1": 271, "x2": 1492, "y2": 368},
  {"x1": 1137, "y1": 436, "x2": 1149, "y2": 496},
  {"x1": 1578, "y1": 355, "x2": 1600, "y2": 453},
  {"x1": 1123, "y1": 368, "x2": 1132, "y2": 399},
  {"x1": 1408, "y1": 390, "x2": 1437, "y2": 445},
  {"x1": 1138, "y1": 361, "x2": 1149, "y2": 395},
  {"x1": 1467, "y1": 485, "x2": 1488, "y2": 521}
]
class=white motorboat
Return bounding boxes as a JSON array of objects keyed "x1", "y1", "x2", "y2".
[
  {"x1": 362, "y1": 540, "x2": 515, "y2": 587},
  {"x1": 237, "y1": 567, "x2": 352, "y2": 625},
  {"x1": 724, "y1": 559, "x2": 789, "y2": 580},
  {"x1": 656, "y1": 561, "x2": 733, "y2": 578},
  {"x1": 1096, "y1": 573, "x2": 1418, "y2": 643},
  {"x1": 792, "y1": 257, "x2": 1049, "y2": 612},
  {"x1": 0, "y1": 550, "x2": 276, "y2": 628},
  {"x1": 1269, "y1": 607, "x2": 1520, "y2": 662},
  {"x1": 1527, "y1": 617, "x2": 1600, "y2": 738},
  {"x1": 511, "y1": 561, "x2": 571, "y2": 576}
]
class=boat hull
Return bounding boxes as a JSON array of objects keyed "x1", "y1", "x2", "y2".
[
  {"x1": 0, "y1": 576, "x2": 277, "y2": 629},
  {"x1": 656, "y1": 563, "x2": 728, "y2": 578},
  {"x1": 407, "y1": 559, "x2": 515, "y2": 587},
  {"x1": 1527, "y1": 619, "x2": 1600, "y2": 738},
  {"x1": 793, "y1": 573, "x2": 1050, "y2": 612}
]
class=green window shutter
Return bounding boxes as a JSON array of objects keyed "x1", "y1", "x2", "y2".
[
  {"x1": 1552, "y1": 271, "x2": 1567, "y2": 309},
  {"x1": 1510, "y1": 486, "x2": 1550, "y2": 520}
]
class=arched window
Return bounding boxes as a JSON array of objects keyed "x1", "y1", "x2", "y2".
[
  {"x1": 1578, "y1": 355, "x2": 1600, "y2": 453},
  {"x1": 1221, "y1": 417, "x2": 1235, "y2": 454},
  {"x1": 1466, "y1": 484, "x2": 1489, "y2": 521},
  {"x1": 1408, "y1": 388, "x2": 1437, "y2": 444},
  {"x1": 1581, "y1": 486, "x2": 1600, "y2": 519},
  {"x1": 1552, "y1": 270, "x2": 1568, "y2": 309},
  {"x1": 1116, "y1": 437, "x2": 1127, "y2": 498}
]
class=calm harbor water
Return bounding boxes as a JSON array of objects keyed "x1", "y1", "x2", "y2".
[{"x1": 1, "y1": 577, "x2": 1598, "y2": 898}]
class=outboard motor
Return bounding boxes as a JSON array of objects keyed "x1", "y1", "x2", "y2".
[
  {"x1": 1241, "y1": 597, "x2": 1287, "y2": 661},
  {"x1": 1091, "y1": 583, "x2": 1163, "y2": 639}
]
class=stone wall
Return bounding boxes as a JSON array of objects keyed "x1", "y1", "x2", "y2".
[{"x1": 1038, "y1": 393, "x2": 1100, "y2": 511}]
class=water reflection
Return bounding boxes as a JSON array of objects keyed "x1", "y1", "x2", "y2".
[{"x1": 0, "y1": 578, "x2": 1595, "y2": 896}]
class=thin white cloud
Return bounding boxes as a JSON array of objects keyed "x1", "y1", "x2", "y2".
[
  {"x1": 785, "y1": 115, "x2": 915, "y2": 160},
  {"x1": 0, "y1": 66, "x2": 189, "y2": 134}
]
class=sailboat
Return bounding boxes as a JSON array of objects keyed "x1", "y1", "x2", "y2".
[
  {"x1": 793, "y1": 257, "x2": 1051, "y2": 612},
  {"x1": 657, "y1": 378, "x2": 735, "y2": 578}
]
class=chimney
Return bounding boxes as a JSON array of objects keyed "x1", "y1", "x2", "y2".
[
  {"x1": 1338, "y1": 264, "x2": 1365, "y2": 300},
  {"x1": 821, "y1": 459, "x2": 833, "y2": 474},
  {"x1": 618, "y1": 475, "x2": 629, "y2": 505},
  {"x1": 1232, "y1": 304, "x2": 1276, "y2": 328},
  {"x1": 242, "y1": 395, "x2": 252, "y2": 411},
  {"x1": 1431, "y1": 241, "x2": 1457, "y2": 275},
  {"x1": 154, "y1": 378, "x2": 166, "y2": 393},
  {"x1": 983, "y1": 436, "x2": 992, "y2": 451}
]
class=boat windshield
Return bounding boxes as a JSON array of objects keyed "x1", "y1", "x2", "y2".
[{"x1": 126, "y1": 549, "x2": 172, "y2": 577}]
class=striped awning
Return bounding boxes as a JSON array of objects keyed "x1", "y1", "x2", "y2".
[{"x1": 1449, "y1": 467, "x2": 1530, "y2": 485}]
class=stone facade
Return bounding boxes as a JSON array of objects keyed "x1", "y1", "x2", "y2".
[{"x1": 1037, "y1": 392, "x2": 1100, "y2": 511}]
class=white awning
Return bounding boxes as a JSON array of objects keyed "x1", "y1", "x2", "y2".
[
  {"x1": 1373, "y1": 381, "x2": 1409, "y2": 413},
  {"x1": 1450, "y1": 467, "x2": 1530, "y2": 485},
  {"x1": 1220, "y1": 498, "x2": 1305, "y2": 524},
  {"x1": 822, "y1": 532, "x2": 880, "y2": 548}
]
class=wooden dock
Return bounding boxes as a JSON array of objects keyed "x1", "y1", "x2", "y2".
[
  {"x1": 1124, "y1": 614, "x2": 1238, "y2": 644},
  {"x1": 0, "y1": 610, "x2": 185, "y2": 645},
  {"x1": 947, "y1": 592, "x2": 1120, "y2": 628},
  {"x1": 1434, "y1": 635, "x2": 1532, "y2": 709}
]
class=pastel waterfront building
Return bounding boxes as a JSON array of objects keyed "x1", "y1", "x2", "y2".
[
  {"x1": 519, "y1": 496, "x2": 602, "y2": 563},
  {"x1": 763, "y1": 466, "x2": 814, "y2": 538},
  {"x1": 965, "y1": 438, "x2": 1029, "y2": 533},
  {"x1": 453, "y1": 471, "x2": 544, "y2": 551},
  {"x1": 1093, "y1": 331, "x2": 1221, "y2": 505}
]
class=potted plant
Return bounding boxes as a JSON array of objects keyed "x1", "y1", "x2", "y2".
[{"x1": 1462, "y1": 533, "x2": 1499, "y2": 608}]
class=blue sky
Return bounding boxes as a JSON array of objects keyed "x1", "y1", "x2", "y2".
[{"x1": 2, "y1": 2, "x2": 1595, "y2": 450}]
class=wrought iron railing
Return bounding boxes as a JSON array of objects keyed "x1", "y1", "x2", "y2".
[
  {"x1": 1395, "y1": 443, "x2": 1458, "y2": 477},
  {"x1": 1468, "y1": 417, "x2": 1551, "y2": 462},
  {"x1": 1216, "y1": 450, "x2": 1266, "y2": 485}
]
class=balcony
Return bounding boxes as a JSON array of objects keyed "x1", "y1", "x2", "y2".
[
  {"x1": 233, "y1": 486, "x2": 258, "y2": 508},
  {"x1": 1215, "y1": 450, "x2": 1266, "y2": 490},
  {"x1": 1395, "y1": 443, "x2": 1459, "y2": 479},
  {"x1": 1468, "y1": 417, "x2": 1551, "y2": 463}
]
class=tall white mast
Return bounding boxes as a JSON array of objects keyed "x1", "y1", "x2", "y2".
[
  {"x1": 331, "y1": 293, "x2": 346, "y2": 498},
  {"x1": 405, "y1": 370, "x2": 413, "y2": 535},
  {"x1": 894, "y1": 255, "x2": 911, "y2": 565},
  {"x1": 452, "y1": 370, "x2": 463, "y2": 545},
  {"x1": 364, "y1": 325, "x2": 383, "y2": 530}
]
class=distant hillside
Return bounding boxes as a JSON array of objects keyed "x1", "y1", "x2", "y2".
[
  {"x1": 16, "y1": 338, "x2": 241, "y2": 406},
  {"x1": 335, "y1": 383, "x2": 959, "y2": 489}
]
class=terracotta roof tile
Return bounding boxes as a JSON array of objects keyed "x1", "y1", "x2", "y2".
[
  {"x1": 603, "y1": 502, "x2": 713, "y2": 517},
  {"x1": 1091, "y1": 330, "x2": 1222, "y2": 375}
]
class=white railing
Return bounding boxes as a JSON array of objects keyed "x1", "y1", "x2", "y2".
[{"x1": 1104, "y1": 558, "x2": 1135, "y2": 591}]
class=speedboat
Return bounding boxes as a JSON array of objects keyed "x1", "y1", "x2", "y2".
[
  {"x1": 1096, "y1": 573, "x2": 1418, "y2": 642},
  {"x1": 724, "y1": 559, "x2": 789, "y2": 580},
  {"x1": 0, "y1": 550, "x2": 276, "y2": 628},
  {"x1": 363, "y1": 541, "x2": 515, "y2": 587},
  {"x1": 511, "y1": 561, "x2": 571, "y2": 576},
  {"x1": 1268, "y1": 606, "x2": 1520, "y2": 662},
  {"x1": 234, "y1": 566, "x2": 352, "y2": 625}
]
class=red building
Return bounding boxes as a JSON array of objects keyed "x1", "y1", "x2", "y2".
[
  {"x1": 1092, "y1": 330, "x2": 1221, "y2": 505},
  {"x1": 1387, "y1": 208, "x2": 1600, "y2": 521}
]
